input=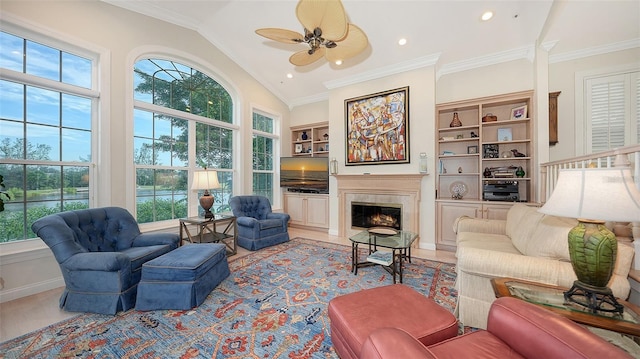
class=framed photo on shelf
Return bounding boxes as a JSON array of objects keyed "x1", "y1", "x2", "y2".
[
  {"x1": 510, "y1": 105, "x2": 527, "y2": 120},
  {"x1": 295, "y1": 143, "x2": 303, "y2": 153},
  {"x1": 498, "y1": 127, "x2": 513, "y2": 142},
  {"x1": 345, "y1": 86, "x2": 409, "y2": 165},
  {"x1": 483, "y1": 144, "x2": 499, "y2": 158},
  {"x1": 467, "y1": 145, "x2": 478, "y2": 154}
]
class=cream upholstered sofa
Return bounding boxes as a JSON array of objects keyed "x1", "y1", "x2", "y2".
[{"x1": 454, "y1": 203, "x2": 635, "y2": 329}]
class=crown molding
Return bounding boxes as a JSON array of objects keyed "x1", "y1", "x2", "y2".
[
  {"x1": 101, "y1": 0, "x2": 198, "y2": 31},
  {"x1": 437, "y1": 45, "x2": 535, "y2": 80},
  {"x1": 541, "y1": 40, "x2": 559, "y2": 52},
  {"x1": 323, "y1": 53, "x2": 441, "y2": 90},
  {"x1": 549, "y1": 38, "x2": 640, "y2": 64},
  {"x1": 289, "y1": 92, "x2": 330, "y2": 109}
]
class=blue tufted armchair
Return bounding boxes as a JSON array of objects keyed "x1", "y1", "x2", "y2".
[
  {"x1": 229, "y1": 195, "x2": 290, "y2": 251},
  {"x1": 31, "y1": 207, "x2": 180, "y2": 315}
]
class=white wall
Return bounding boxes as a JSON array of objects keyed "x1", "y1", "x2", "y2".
[
  {"x1": 289, "y1": 67, "x2": 438, "y2": 248},
  {"x1": 0, "y1": 1, "x2": 289, "y2": 302},
  {"x1": 436, "y1": 59, "x2": 535, "y2": 104}
]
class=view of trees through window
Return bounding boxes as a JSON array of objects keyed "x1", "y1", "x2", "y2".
[
  {"x1": 0, "y1": 30, "x2": 94, "y2": 243},
  {"x1": 1, "y1": 35, "x2": 275, "y2": 242},
  {"x1": 252, "y1": 112, "x2": 276, "y2": 201},
  {"x1": 133, "y1": 59, "x2": 235, "y2": 222}
]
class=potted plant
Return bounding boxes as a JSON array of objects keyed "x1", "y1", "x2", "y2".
[{"x1": 0, "y1": 174, "x2": 10, "y2": 212}]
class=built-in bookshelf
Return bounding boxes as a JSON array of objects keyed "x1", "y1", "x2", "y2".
[{"x1": 435, "y1": 90, "x2": 536, "y2": 250}]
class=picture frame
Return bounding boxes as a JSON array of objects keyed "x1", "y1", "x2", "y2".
[
  {"x1": 467, "y1": 145, "x2": 478, "y2": 154},
  {"x1": 510, "y1": 105, "x2": 527, "y2": 121},
  {"x1": 483, "y1": 144, "x2": 499, "y2": 158},
  {"x1": 345, "y1": 86, "x2": 409, "y2": 165},
  {"x1": 295, "y1": 143, "x2": 303, "y2": 153},
  {"x1": 498, "y1": 127, "x2": 513, "y2": 142}
]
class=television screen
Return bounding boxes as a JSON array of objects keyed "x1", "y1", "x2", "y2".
[{"x1": 280, "y1": 157, "x2": 329, "y2": 193}]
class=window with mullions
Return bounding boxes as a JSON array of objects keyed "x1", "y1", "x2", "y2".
[
  {"x1": 133, "y1": 59, "x2": 234, "y2": 222},
  {"x1": 252, "y1": 111, "x2": 278, "y2": 201},
  {"x1": 0, "y1": 30, "x2": 95, "y2": 243}
]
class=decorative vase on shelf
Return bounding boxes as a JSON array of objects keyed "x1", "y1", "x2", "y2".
[
  {"x1": 516, "y1": 166, "x2": 525, "y2": 178},
  {"x1": 450, "y1": 112, "x2": 462, "y2": 127},
  {"x1": 301, "y1": 131, "x2": 308, "y2": 140}
]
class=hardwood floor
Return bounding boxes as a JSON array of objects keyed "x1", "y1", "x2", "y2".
[{"x1": 0, "y1": 227, "x2": 456, "y2": 342}]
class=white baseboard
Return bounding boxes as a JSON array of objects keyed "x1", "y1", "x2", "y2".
[
  {"x1": 0, "y1": 277, "x2": 65, "y2": 303},
  {"x1": 418, "y1": 242, "x2": 437, "y2": 251}
]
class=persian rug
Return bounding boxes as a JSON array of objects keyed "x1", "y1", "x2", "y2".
[{"x1": 1, "y1": 238, "x2": 457, "y2": 359}]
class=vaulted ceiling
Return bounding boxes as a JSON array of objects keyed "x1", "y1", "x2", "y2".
[{"x1": 103, "y1": 0, "x2": 639, "y2": 107}]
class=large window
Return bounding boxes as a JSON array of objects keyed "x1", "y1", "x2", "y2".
[
  {"x1": 584, "y1": 70, "x2": 639, "y2": 153},
  {"x1": 252, "y1": 111, "x2": 279, "y2": 201},
  {"x1": 133, "y1": 59, "x2": 235, "y2": 222},
  {"x1": 0, "y1": 30, "x2": 96, "y2": 243}
]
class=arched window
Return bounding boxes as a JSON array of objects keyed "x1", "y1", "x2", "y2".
[{"x1": 133, "y1": 58, "x2": 235, "y2": 223}]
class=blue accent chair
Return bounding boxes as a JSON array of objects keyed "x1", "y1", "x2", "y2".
[
  {"x1": 229, "y1": 195, "x2": 290, "y2": 251},
  {"x1": 31, "y1": 207, "x2": 180, "y2": 315}
]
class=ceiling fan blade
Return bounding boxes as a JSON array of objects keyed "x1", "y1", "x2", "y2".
[
  {"x1": 325, "y1": 24, "x2": 368, "y2": 62},
  {"x1": 290, "y1": 47, "x2": 326, "y2": 66},
  {"x1": 296, "y1": 0, "x2": 348, "y2": 41},
  {"x1": 255, "y1": 28, "x2": 304, "y2": 44}
]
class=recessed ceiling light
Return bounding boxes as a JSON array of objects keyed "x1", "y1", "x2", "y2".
[
  {"x1": 398, "y1": 38, "x2": 407, "y2": 46},
  {"x1": 335, "y1": 60, "x2": 343, "y2": 65},
  {"x1": 481, "y1": 11, "x2": 493, "y2": 21},
  {"x1": 286, "y1": 73, "x2": 293, "y2": 79}
]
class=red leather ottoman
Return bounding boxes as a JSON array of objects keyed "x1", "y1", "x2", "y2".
[{"x1": 328, "y1": 284, "x2": 458, "y2": 359}]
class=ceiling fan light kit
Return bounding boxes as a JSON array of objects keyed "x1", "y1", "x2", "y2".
[{"x1": 255, "y1": 0, "x2": 368, "y2": 66}]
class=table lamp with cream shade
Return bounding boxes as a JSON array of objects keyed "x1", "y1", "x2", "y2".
[
  {"x1": 191, "y1": 168, "x2": 220, "y2": 219},
  {"x1": 538, "y1": 164, "x2": 640, "y2": 314}
]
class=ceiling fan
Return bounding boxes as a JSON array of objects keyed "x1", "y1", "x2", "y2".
[{"x1": 255, "y1": 0, "x2": 368, "y2": 66}]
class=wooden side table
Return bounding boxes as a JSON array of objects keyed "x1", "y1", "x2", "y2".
[
  {"x1": 179, "y1": 215, "x2": 237, "y2": 256},
  {"x1": 491, "y1": 277, "x2": 640, "y2": 337}
]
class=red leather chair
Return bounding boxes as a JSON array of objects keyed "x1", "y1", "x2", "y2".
[{"x1": 360, "y1": 296, "x2": 633, "y2": 359}]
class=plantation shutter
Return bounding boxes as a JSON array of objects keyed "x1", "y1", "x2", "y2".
[
  {"x1": 636, "y1": 74, "x2": 640, "y2": 144},
  {"x1": 587, "y1": 75, "x2": 625, "y2": 153},
  {"x1": 585, "y1": 71, "x2": 639, "y2": 153}
]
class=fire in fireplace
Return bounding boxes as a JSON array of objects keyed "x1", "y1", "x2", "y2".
[{"x1": 351, "y1": 202, "x2": 402, "y2": 230}]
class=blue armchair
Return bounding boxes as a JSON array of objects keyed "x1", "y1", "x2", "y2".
[
  {"x1": 229, "y1": 195, "x2": 290, "y2": 251},
  {"x1": 31, "y1": 207, "x2": 180, "y2": 315}
]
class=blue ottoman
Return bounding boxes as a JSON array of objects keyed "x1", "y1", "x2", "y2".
[{"x1": 136, "y1": 243, "x2": 230, "y2": 310}]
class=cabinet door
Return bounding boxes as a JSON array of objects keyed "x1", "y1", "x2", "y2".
[
  {"x1": 306, "y1": 196, "x2": 329, "y2": 228},
  {"x1": 284, "y1": 195, "x2": 305, "y2": 226},
  {"x1": 482, "y1": 203, "x2": 512, "y2": 220},
  {"x1": 437, "y1": 202, "x2": 481, "y2": 249}
]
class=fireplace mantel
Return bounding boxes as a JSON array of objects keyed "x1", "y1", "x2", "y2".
[{"x1": 335, "y1": 174, "x2": 426, "y2": 237}]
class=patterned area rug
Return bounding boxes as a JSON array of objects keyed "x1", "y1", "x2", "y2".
[{"x1": 1, "y1": 238, "x2": 457, "y2": 358}]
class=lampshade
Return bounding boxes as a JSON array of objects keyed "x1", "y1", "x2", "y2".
[
  {"x1": 538, "y1": 167, "x2": 640, "y2": 222},
  {"x1": 191, "y1": 170, "x2": 221, "y2": 191}
]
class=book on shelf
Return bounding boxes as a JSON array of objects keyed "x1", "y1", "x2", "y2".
[{"x1": 366, "y1": 250, "x2": 393, "y2": 266}]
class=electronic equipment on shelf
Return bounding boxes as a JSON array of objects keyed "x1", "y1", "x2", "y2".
[{"x1": 483, "y1": 181, "x2": 519, "y2": 201}]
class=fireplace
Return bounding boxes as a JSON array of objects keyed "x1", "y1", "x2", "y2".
[
  {"x1": 335, "y1": 174, "x2": 424, "y2": 237},
  {"x1": 351, "y1": 202, "x2": 402, "y2": 230}
]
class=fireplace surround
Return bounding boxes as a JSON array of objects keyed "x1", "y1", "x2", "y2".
[{"x1": 335, "y1": 174, "x2": 424, "y2": 237}]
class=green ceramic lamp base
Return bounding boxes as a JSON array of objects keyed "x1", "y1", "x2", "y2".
[{"x1": 566, "y1": 220, "x2": 622, "y2": 314}]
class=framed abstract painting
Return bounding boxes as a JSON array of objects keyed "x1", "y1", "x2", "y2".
[{"x1": 345, "y1": 86, "x2": 409, "y2": 165}]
